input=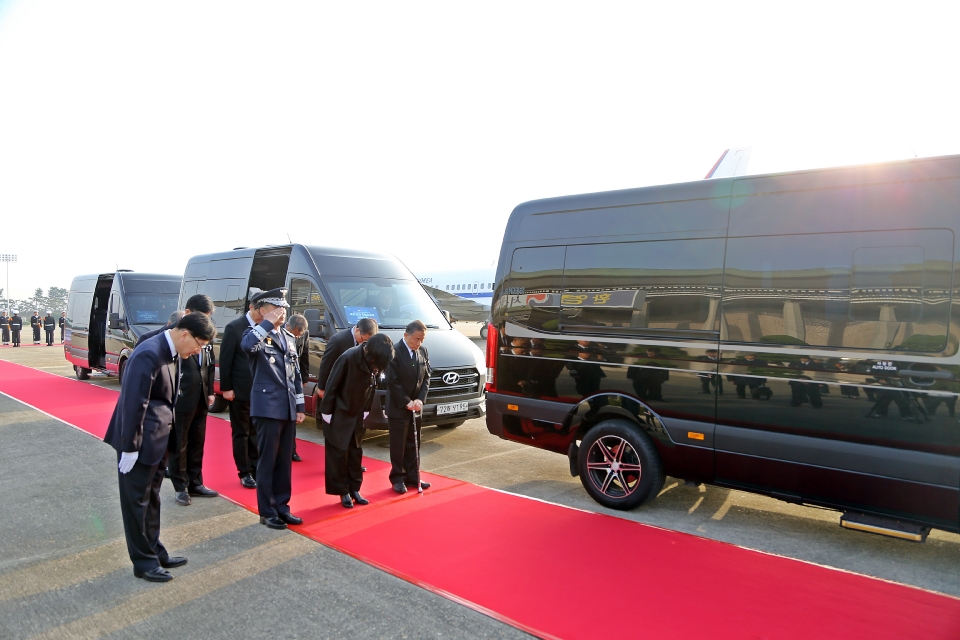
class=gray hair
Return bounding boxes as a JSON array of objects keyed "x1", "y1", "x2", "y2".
[
  {"x1": 168, "y1": 310, "x2": 184, "y2": 325},
  {"x1": 286, "y1": 313, "x2": 308, "y2": 333}
]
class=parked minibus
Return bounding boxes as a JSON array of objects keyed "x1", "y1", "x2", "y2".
[
  {"x1": 485, "y1": 154, "x2": 960, "y2": 539},
  {"x1": 65, "y1": 271, "x2": 182, "y2": 381},
  {"x1": 180, "y1": 244, "x2": 486, "y2": 426}
]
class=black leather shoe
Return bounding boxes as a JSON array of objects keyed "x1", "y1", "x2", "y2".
[
  {"x1": 350, "y1": 491, "x2": 369, "y2": 505},
  {"x1": 340, "y1": 494, "x2": 354, "y2": 508},
  {"x1": 240, "y1": 474, "x2": 257, "y2": 489},
  {"x1": 361, "y1": 466, "x2": 367, "y2": 473},
  {"x1": 292, "y1": 452, "x2": 302, "y2": 462},
  {"x1": 188, "y1": 485, "x2": 218, "y2": 497},
  {"x1": 392, "y1": 483, "x2": 407, "y2": 494},
  {"x1": 175, "y1": 491, "x2": 192, "y2": 506},
  {"x1": 260, "y1": 516, "x2": 287, "y2": 529},
  {"x1": 164, "y1": 467, "x2": 171, "y2": 478},
  {"x1": 160, "y1": 556, "x2": 187, "y2": 569},
  {"x1": 134, "y1": 567, "x2": 173, "y2": 582},
  {"x1": 279, "y1": 512, "x2": 303, "y2": 525},
  {"x1": 406, "y1": 481, "x2": 431, "y2": 490}
]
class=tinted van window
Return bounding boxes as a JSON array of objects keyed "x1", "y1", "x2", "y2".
[
  {"x1": 561, "y1": 239, "x2": 725, "y2": 335},
  {"x1": 504, "y1": 246, "x2": 565, "y2": 332},
  {"x1": 722, "y1": 230, "x2": 952, "y2": 351}
]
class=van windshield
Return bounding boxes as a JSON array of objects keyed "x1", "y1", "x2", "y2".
[
  {"x1": 125, "y1": 293, "x2": 180, "y2": 325},
  {"x1": 324, "y1": 278, "x2": 449, "y2": 330}
]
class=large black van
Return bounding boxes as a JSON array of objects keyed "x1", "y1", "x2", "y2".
[
  {"x1": 65, "y1": 271, "x2": 182, "y2": 381},
  {"x1": 180, "y1": 244, "x2": 486, "y2": 427},
  {"x1": 486, "y1": 154, "x2": 960, "y2": 538}
]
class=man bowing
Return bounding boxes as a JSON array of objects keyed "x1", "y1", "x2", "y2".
[{"x1": 385, "y1": 320, "x2": 431, "y2": 493}]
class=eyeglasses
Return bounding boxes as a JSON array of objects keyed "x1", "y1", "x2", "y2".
[{"x1": 186, "y1": 333, "x2": 208, "y2": 353}]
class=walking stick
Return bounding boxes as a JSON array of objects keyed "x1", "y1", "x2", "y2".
[{"x1": 413, "y1": 407, "x2": 422, "y2": 493}]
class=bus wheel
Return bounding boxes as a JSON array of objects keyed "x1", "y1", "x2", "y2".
[
  {"x1": 479, "y1": 324, "x2": 488, "y2": 340},
  {"x1": 208, "y1": 395, "x2": 229, "y2": 413},
  {"x1": 577, "y1": 419, "x2": 664, "y2": 510},
  {"x1": 75, "y1": 365, "x2": 91, "y2": 381}
]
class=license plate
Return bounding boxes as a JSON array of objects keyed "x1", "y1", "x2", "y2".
[{"x1": 437, "y1": 401, "x2": 468, "y2": 415}]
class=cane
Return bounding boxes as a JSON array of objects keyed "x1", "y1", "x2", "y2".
[{"x1": 413, "y1": 407, "x2": 422, "y2": 493}]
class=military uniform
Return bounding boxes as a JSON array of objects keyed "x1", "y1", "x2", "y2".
[
  {"x1": 1, "y1": 313, "x2": 9, "y2": 345},
  {"x1": 10, "y1": 312, "x2": 22, "y2": 347},
  {"x1": 240, "y1": 289, "x2": 304, "y2": 527},
  {"x1": 59, "y1": 314, "x2": 66, "y2": 342},
  {"x1": 30, "y1": 313, "x2": 41, "y2": 344},
  {"x1": 43, "y1": 312, "x2": 56, "y2": 346}
]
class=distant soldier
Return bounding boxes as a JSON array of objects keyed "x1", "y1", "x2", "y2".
[
  {"x1": 10, "y1": 310, "x2": 22, "y2": 347},
  {"x1": 1, "y1": 310, "x2": 9, "y2": 346},
  {"x1": 43, "y1": 311, "x2": 56, "y2": 346},
  {"x1": 59, "y1": 311, "x2": 66, "y2": 342},
  {"x1": 30, "y1": 311, "x2": 41, "y2": 344}
]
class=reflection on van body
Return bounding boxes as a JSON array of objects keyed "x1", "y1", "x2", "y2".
[
  {"x1": 486, "y1": 155, "x2": 960, "y2": 534},
  {"x1": 180, "y1": 245, "x2": 486, "y2": 427}
]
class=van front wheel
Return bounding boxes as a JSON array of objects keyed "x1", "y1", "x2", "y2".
[
  {"x1": 75, "y1": 365, "x2": 91, "y2": 381},
  {"x1": 577, "y1": 419, "x2": 664, "y2": 510}
]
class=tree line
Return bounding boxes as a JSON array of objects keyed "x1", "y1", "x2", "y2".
[{"x1": 0, "y1": 287, "x2": 69, "y2": 315}]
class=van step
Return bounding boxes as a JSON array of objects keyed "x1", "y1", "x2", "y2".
[{"x1": 840, "y1": 512, "x2": 930, "y2": 542}]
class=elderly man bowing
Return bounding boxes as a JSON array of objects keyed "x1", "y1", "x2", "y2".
[
  {"x1": 386, "y1": 320, "x2": 431, "y2": 493},
  {"x1": 241, "y1": 288, "x2": 305, "y2": 530},
  {"x1": 103, "y1": 312, "x2": 216, "y2": 582}
]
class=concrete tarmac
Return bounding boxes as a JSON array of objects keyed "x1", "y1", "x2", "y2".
[{"x1": 3, "y1": 333, "x2": 960, "y2": 638}]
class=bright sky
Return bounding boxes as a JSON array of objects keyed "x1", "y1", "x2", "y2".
[{"x1": 0, "y1": 1, "x2": 957, "y2": 300}]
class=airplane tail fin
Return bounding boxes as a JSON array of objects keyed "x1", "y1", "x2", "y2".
[{"x1": 705, "y1": 147, "x2": 752, "y2": 179}]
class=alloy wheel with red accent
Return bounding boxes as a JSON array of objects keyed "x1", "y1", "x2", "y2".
[{"x1": 577, "y1": 419, "x2": 664, "y2": 510}]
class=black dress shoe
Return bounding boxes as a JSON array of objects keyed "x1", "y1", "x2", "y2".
[
  {"x1": 160, "y1": 556, "x2": 187, "y2": 569},
  {"x1": 164, "y1": 467, "x2": 171, "y2": 479},
  {"x1": 361, "y1": 466, "x2": 367, "y2": 473},
  {"x1": 260, "y1": 516, "x2": 287, "y2": 529},
  {"x1": 392, "y1": 483, "x2": 407, "y2": 494},
  {"x1": 240, "y1": 474, "x2": 257, "y2": 489},
  {"x1": 134, "y1": 567, "x2": 173, "y2": 582},
  {"x1": 175, "y1": 491, "x2": 192, "y2": 506},
  {"x1": 188, "y1": 485, "x2": 218, "y2": 497},
  {"x1": 292, "y1": 452, "x2": 302, "y2": 462},
  {"x1": 279, "y1": 512, "x2": 303, "y2": 525},
  {"x1": 340, "y1": 494, "x2": 354, "y2": 508},
  {"x1": 406, "y1": 481, "x2": 431, "y2": 490},
  {"x1": 350, "y1": 491, "x2": 369, "y2": 505}
]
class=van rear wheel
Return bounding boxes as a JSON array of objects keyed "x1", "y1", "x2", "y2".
[
  {"x1": 75, "y1": 365, "x2": 91, "y2": 381},
  {"x1": 577, "y1": 419, "x2": 664, "y2": 510}
]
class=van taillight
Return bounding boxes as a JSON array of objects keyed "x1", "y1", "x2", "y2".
[{"x1": 485, "y1": 323, "x2": 498, "y2": 392}]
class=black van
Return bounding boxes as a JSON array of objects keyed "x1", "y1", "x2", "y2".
[
  {"x1": 180, "y1": 244, "x2": 486, "y2": 427},
  {"x1": 65, "y1": 271, "x2": 182, "y2": 381},
  {"x1": 486, "y1": 154, "x2": 960, "y2": 538}
]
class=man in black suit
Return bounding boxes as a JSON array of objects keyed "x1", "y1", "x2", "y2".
[
  {"x1": 59, "y1": 311, "x2": 66, "y2": 342},
  {"x1": 315, "y1": 317, "x2": 378, "y2": 401},
  {"x1": 241, "y1": 288, "x2": 305, "y2": 529},
  {"x1": 30, "y1": 310, "x2": 41, "y2": 344},
  {"x1": 103, "y1": 313, "x2": 216, "y2": 582},
  {"x1": 286, "y1": 314, "x2": 310, "y2": 462},
  {"x1": 319, "y1": 333, "x2": 394, "y2": 508},
  {"x1": 43, "y1": 311, "x2": 56, "y2": 346},
  {"x1": 10, "y1": 310, "x2": 22, "y2": 347},
  {"x1": 219, "y1": 289, "x2": 262, "y2": 489},
  {"x1": 385, "y1": 320, "x2": 431, "y2": 494}
]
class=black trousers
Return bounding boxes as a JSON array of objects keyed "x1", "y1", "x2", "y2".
[
  {"x1": 325, "y1": 418, "x2": 363, "y2": 496},
  {"x1": 1, "y1": 326, "x2": 8, "y2": 343},
  {"x1": 170, "y1": 399, "x2": 208, "y2": 492},
  {"x1": 11, "y1": 330, "x2": 20, "y2": 346},
  {"x1": 229, "y1": 398, "x2": 258, "y2": 478},
  {"x1": 45, "y1": 329, "x2": 54, "y2": 345},
  {"x1": 388, "y1": 415, "x2": 422, "y2": 486},
  {"x1": 32, "y1": 326, "x2": 40, "y2": 342},
  {"x1": 253, "y1": 416, "x2": 296, "y2": 518},
  {"x1": 117, "y1": 449, "x2": 171, "y2": 573},
  {"x1": 60, "y1": 326, "x2": 64, "y2": 342}
]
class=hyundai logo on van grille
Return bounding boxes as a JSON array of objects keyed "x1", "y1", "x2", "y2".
[{"x1": 442, "y1": 372, "x2": 461, "y2": 385}]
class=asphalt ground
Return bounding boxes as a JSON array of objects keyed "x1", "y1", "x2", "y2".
[{"x1": 2, "y1": 326, "x2": 960, "y2": 638}]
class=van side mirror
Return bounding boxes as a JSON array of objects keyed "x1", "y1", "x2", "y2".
[
  {"x1": 322, "y1": 315, "x2": 336, "y2": 341},
  {"x1": 303, "y1": 308, "x2": 322, "y2": 337},
  {"x1": 109, "y1": 313, "x2": 121, "y2": 330}
]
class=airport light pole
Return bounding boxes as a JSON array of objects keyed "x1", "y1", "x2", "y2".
[{"x1": 0, "y1": 254, "x2": 15, "y2": 314}]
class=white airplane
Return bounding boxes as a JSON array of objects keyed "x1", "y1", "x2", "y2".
[{"x1": 418, "y1": 148, "x2": 751, "y2": 335}]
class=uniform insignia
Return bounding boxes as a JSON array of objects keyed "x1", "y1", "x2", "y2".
[
  {"x1": 266, "y1": 337, "x2": 272, "y2": 345},
  {"x1": 269, "y1": 357, "x2": 276, "y2": 364}
]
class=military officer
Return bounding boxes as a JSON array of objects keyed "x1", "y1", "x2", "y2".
[
  {"x1": 10, "y1": 310, "x2": 22, "y2": 347},
  {"x1": 240, "y1": 288, "x2": 305, "y2": 530},
  {"x1": 43, "y1": 311, "x2": 56, "y2": 346},
  {"x1": 59, "y1": 311, "x2": 66, "y2": 342},
  {"x1": 30, "y1": 310, "x2": 41, "y2": 344},
  {"x1": 1, "y1": 310, "x2": 9, "y2": 346}
]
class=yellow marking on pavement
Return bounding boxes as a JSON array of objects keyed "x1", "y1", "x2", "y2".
[
  {"x1": 688, "y1": 497, "x2": 703, "y2": 513},
  {"x1": 31, "y1": 535, "x2": 316, "y2": 640},
  {"x1": 0, "y1": 511, "x2": 257, "y2": 603},
  {"x1": 711, "y1": 492, "x2": 735, "y2": 521},
  {"x1": 657, "y1": 482, "x2": 678, "y2": 496}
]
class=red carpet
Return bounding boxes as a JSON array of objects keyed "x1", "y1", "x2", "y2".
[{"x1": 2, "y1": 358, "x2": 959, "y2": 639}]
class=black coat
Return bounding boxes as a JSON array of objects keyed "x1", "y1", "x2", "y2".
[
  {"x1": 43, "y1": 316, "x2": 56, "y2": 330},
  {"x1": 103, "y1": 333, "x2": 179, "y2": 466},
  {"x1": 30, "y1": 315, "x2": 41, "y2": 330},
  {"x1": 10, "y1": 315, "x2": 22, "y2": 332},
  {"x1": 385, "y1": 342, "x2": 430, "y2": 420},
  {"x1": 176, "y1": 346, "x2": 215, "y2": 412},
  {"x1": 318, "y1": 345, "x2": 377, "y2": 449},
  {"x1": 294, "y1": 330, "x2": 310, "y2": 384},
  {"x1": 316, "y1": 327, "x2": 356, "y2": 393},
  {"x1": 219, "y1": 314, "x2": 255, "y2": 401},
  {"x1": 136, "y1": 322, "x2": 174, "y2": 347}
]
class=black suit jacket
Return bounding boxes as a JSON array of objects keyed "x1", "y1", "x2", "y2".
[
  {"x1": 103, "y1": 332, "x2": 179, "y2": 466},
  {"x1": 136, "y1": 323, "x2": 173, "y2": 347},
  {"x1": 176, "y1": 346, "x2": 215, "y2": 412},
  {"x1": 385, "y1": 341, "x2": 430, "y2": 420},
  {"x1": 318, "y1": 345, "x2": 377, "y2": 449},
  {"x1": 294, "y1": 330, "x2": 310, "y2": 384},
  {"x1": 219, "y1": 314, "x2": 255, "y2": 401},
  {"x1": 316, "y1": 327, "x2": 356, "y2": 393}
]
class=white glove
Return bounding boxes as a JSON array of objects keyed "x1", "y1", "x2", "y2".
[
  {"x1": 363, "y1": 412, "x2": 369, "y2": 419},
  {"x1": 118, "y1": 451, "x2": 139, "y2": 474},
  {"x1": 321, "y1": 413, "x2": 332, "y2": 424}
]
